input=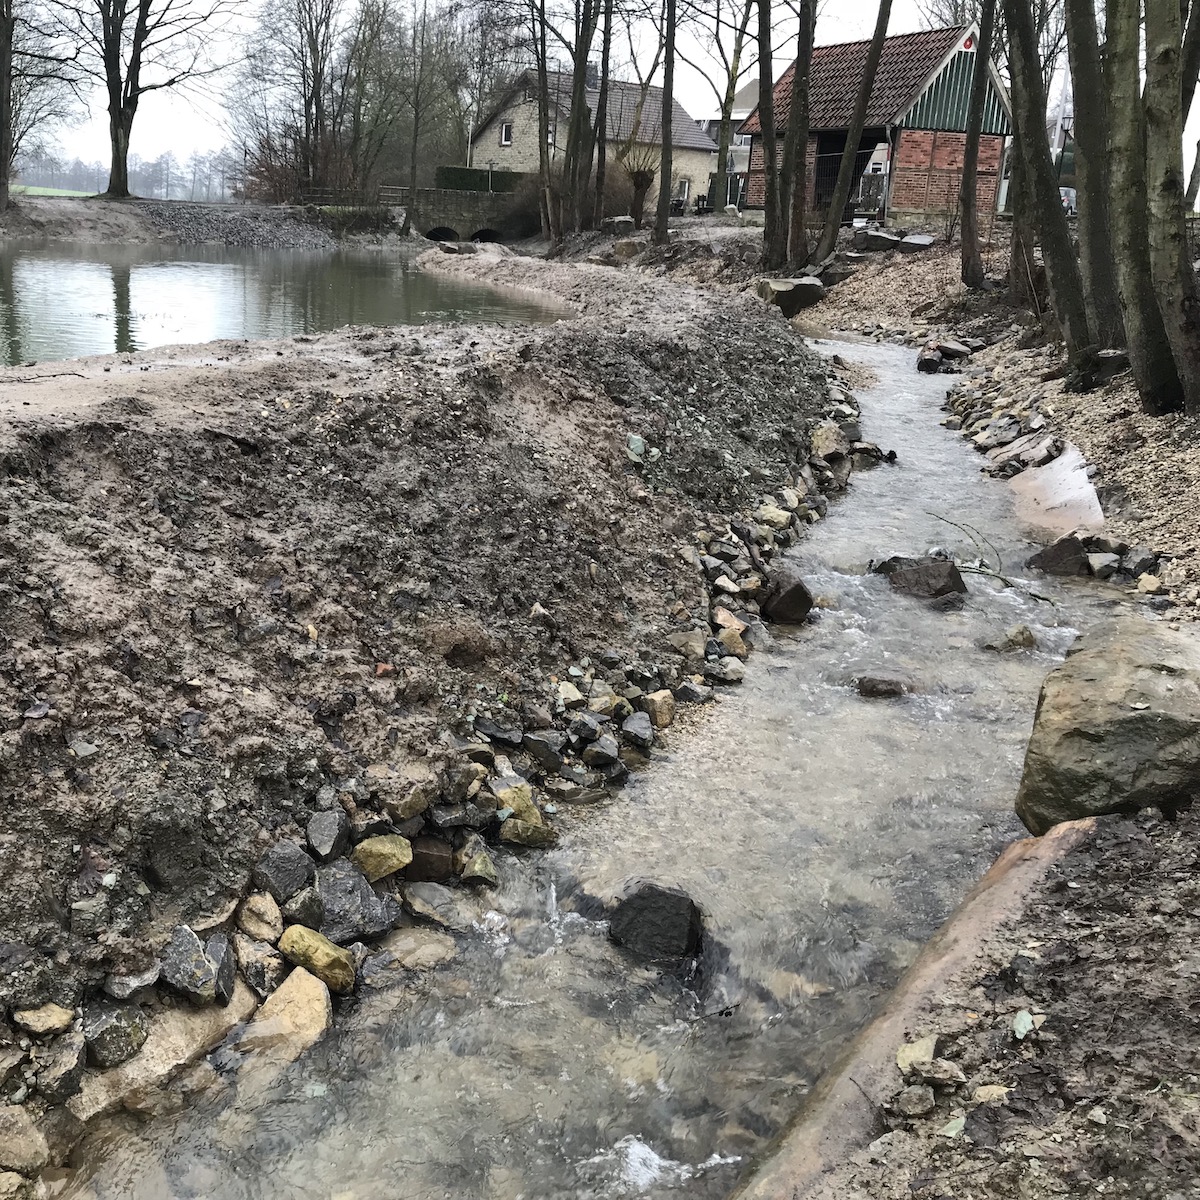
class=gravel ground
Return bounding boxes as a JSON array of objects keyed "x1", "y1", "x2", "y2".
[
  {"x1": 812, "y1": 806, "x2": 1200, "y2": 1200},
  {"x1": 133, "y1": 201, "x2": 337, "y2": 249}
]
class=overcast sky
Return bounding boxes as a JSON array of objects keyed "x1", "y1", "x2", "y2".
[
  {"x1": 51, "y1": 0, "x2": 1196, "y2": 182},
  {"x1": 53, "y1": 1, "x2": 928, "y2": 166}
]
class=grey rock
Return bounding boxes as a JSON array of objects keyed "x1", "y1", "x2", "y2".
[
  {"x1": 857, "y1": 676, "x2": 906, "y2": 699},
  {"x1": 674, "y1": 680, "x2": 715, "y2": 704},
  {"x1": 886, "y1": 559, "x2": 968, "y2": 599},
  {"x1": 33, "y1": 1029, "x2": 86, "y2": 1102},
  {"x1": 865, "y1": 229, "x2": 902, "y2": 252},
  {"x1": 609, "y1": 883, "x2": 703, "y2": 963},
  {"x1": 282, "y1": 885, "x2": 324, "y2": 929},
  {"x1": 205, "y1": 932, "x2": 237, "y2": 1006},
  {"x1": 523, "y1": 730, "x2": 567, "y2": 772},
  {"x1": 232, "y1": 933, "x2": 288, "y2": 999},
  {"x1": 1121, "y1": 546, "x2": 1158, "y2": 577},
  {"x1": 1026, "y1": 534, "x2": 1089, "y2": 577},
  {"x1": 403, "y1": 882, "x2": 477, "y2": 932},
  {"x1": 161, "y1": 924, "x2": 219, "y2": 1006},
  {"x1": 704, "y1": 657, "x2": 746, "y2": 684},
  {"x1": 621, "y1": 711, "x2": 655, "y2": 749},
  {"x1": 581, "y1": 734, "x2": 620, "y2": 766},
  {"x1": 895, "y1": 1084, "x2": 936, "y2": 1116},
  {"x1": 761, "y1": 565, "x2": 815, "y2": 623},
  {"x1": 82, "y1": 1004, "x2": 149, "y2": 1068},
  {"x1": 104, "y1": 962, "x2": 161, "y2": 1001},
  {"x1": 1087, "y1": 552, "x2": 1121, "y2": 579},
  {"x1": 306, "y1": 809, "x2": 351, "y2": 862},
  {"x1": 473, "y1": 716, "x2": 524, "y2": 747},
  {"x1": 252, "y1": 841, "x2": 316, "y2": 903},
  {"x1": 916, "y1": 347, "x2": 942, "y2": 373},
  {"x1": 317, "y1": 859, "x2": 392, "y2": 945},
  {"x1": 0, "y1": 1104, "x2": 49, "y2": 1173},
  {"x1": 568, "y1": 712, "x2": 605, "y2": 744},
  {"x1": 899, "y1": 233, "x2": 936, "y2": 254},
  {"x1": 1016, "y1": 619, "x2": 1200, "y2": 834}
]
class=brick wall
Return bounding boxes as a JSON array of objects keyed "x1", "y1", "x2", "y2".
[
  {"x1": 745, "y1": 129, "x2": 1003, "y2": 219},
  {"x1": 888, "y1": 129, "x2": 1003, "y2": 219},
  {"x1": 745, "y1": 135, "x2": 817, "y2": 209}
]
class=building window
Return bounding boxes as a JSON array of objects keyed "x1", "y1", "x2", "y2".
[
  {"x1": 676, "y1": 176, "x2": 691, "y2": 200},
  {"x1": 500, "y1": 122, "x2": 513, "y2": 146},
  {"x1": 522, "y1": 87, "x2": 535, "y2": 102}
]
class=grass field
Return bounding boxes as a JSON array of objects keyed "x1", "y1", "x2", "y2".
[{"x1": 11, "y1": 185, "x2": 95, "y2": 197}]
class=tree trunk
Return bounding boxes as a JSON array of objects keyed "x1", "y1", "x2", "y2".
[
  {"x1": 592, "y1": 0, "x2": 613, "y2": 225},
  {"x1": 1183, "y1": 0, "x2": 1200, "y2": 118},
  {"x1": 1001, "y1": 0, "x2": 1091, "y2": 357},
  {"x1": 652, "y1": 0, "x2": 675, "y2": 245},
  {"x1": 961, "y1": 0, "x2": 996, "y2": 288},
  {"x1": 563, "y1": 0, "x2": 600, "y2": 232},
  {"x1": 771, "y1": 0, "x2": 815, "y2": 269},
  {"x1": 755, "y1": 0, "x2": 781, "y2": 262},
  {"x1": 1063, "y1": 0, "x2": 1125, "y2": 344},
  {"x1": 1186, "y1": 138, "x2": 1200, "y2": 208},
  {"x1": 1106, "y1": 0, "x2": 1184, "y2": 413},
  {"x1": 534, "y1": 0, "x2": 561, "y2": 246},
  {"x1": 1144, "y1": 0, "x2": 1200, "y2": 413},
  {"x1": 813, "y1": 0, "x2": 892, "y2": 264},
  {"x1": 786, "y1": 0, "x2": 816, "y2": 266},
  {"x1": 0, "y1": 1, "x2": 13, "y2": 211},
  {"x1": 1007, "y1": 154, "x2": 1039, "y2": 307},
  {"x1": 108, "y1": 113, "x2": 132, "y2": 198},
  {"x1": 712, "y1": 0, "x2": 752, "y2": 213}
]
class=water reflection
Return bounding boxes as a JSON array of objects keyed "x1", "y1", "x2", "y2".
[{"x1": 0, "y1": 242, "x2": 561, "y2": 365}]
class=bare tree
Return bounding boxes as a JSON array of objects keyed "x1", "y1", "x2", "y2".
[
  {"x1": 1105, "y1": 0, "x2": 1184, "y2": 412},
  {"x1": 782, "y1": 0, "x2": 820, "y2": 264},
  {"x1": 754, "y1": 0, "x2": 781, "y2": 259},
  {"x1": 49, "y1": 0, "x2": 236, "y2": 197},
  {"x1": 960, "y1": 0, "x2": 995, "y2": 287},
  {"x1": 1062, "y1": 0, "x2": 1123, "y2": 344},
  {"x1": 1000, "y1": 0, "x2": 1089, "y2": 356},
  {"x1": 651, "y1": 0, "x2": 674, "y2": 242},
  {"x1": 676, "y1": 0, "x2": 753, "y2": 212},
  {"x1": 1144, "y1": 0, "x2": 1200, "y2": 412},
  {"x1": 1, "y1": 1, "x2": 78, "y2": 207},
  {"x1": 811, "y1": 0, "x2": 891, "y2": 264}
]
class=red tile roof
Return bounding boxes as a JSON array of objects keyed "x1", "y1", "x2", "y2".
[{"x1": 741, "y1": 25, "x2": 970, "y2": 135}]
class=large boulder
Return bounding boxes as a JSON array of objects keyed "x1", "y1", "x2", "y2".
[
  {"x1": 609, "y1": 883, "x2": 703, "y2": 963},
  {"x1": 757, "y1": 276, "x2": 826, "y2": 317},
  {"x1": 1015, "y1": 621, "x2": 1200, "y2": 834},
  {"x1": 885, "y1": 559, "x2": 968, "y2": 599},
  {"x1": 760, "y1": 564, "x2": 815, "y2": 623},
  {"x1": 1026, "y1": 534, "x2": 1090, "y2": 576}
]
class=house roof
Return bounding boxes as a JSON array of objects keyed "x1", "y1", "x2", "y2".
[
  {"x1": 473, "y1": 69, "x2": 718, "y2": 153},
  {"x1": 741, "y1": 25, "x2": 971, "y2": 135}
]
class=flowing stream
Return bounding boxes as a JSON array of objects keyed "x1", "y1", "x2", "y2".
[{"x1": 61, "y1": 339, "x2": 1119, "y2": 1200}]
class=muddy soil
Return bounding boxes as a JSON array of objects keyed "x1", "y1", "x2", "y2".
[
  {"x1": 0, "y1": 250, "x2": 830, "y2": 1011},
  {"x1": 812, "y1": 806, "x2": 1200, "y2": 1199}
]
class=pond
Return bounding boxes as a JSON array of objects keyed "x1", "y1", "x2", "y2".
[{"x1": 0, "y1": 243, "x2": 561, "y2": 365}]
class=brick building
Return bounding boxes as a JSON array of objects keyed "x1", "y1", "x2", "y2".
[{"x1": 740, "y1": 25, "x2": 1011, "y2": 225}]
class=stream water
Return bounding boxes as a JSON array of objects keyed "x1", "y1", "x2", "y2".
[{"x1": 61, "y1": 340, "x2": 1119, "y2": 1200}]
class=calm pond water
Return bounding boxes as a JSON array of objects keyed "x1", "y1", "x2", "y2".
[
  {"x1": 62, "y1": 342, "x2": 1125, "y2": 1200},
  {"x1": 0, "y1": 243, "x2": 561, "y2": 365}
]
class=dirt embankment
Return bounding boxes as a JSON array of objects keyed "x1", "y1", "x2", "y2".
[
  {"x1": 1, "y1": 196, "x2": 338, "y2": 249},
  {"x1": 0, "y1": 253, "x2": 834, "y2": 1014},
  {"x1": 780, "y1": 807, "x2": 1200, "y2": 1200}
]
